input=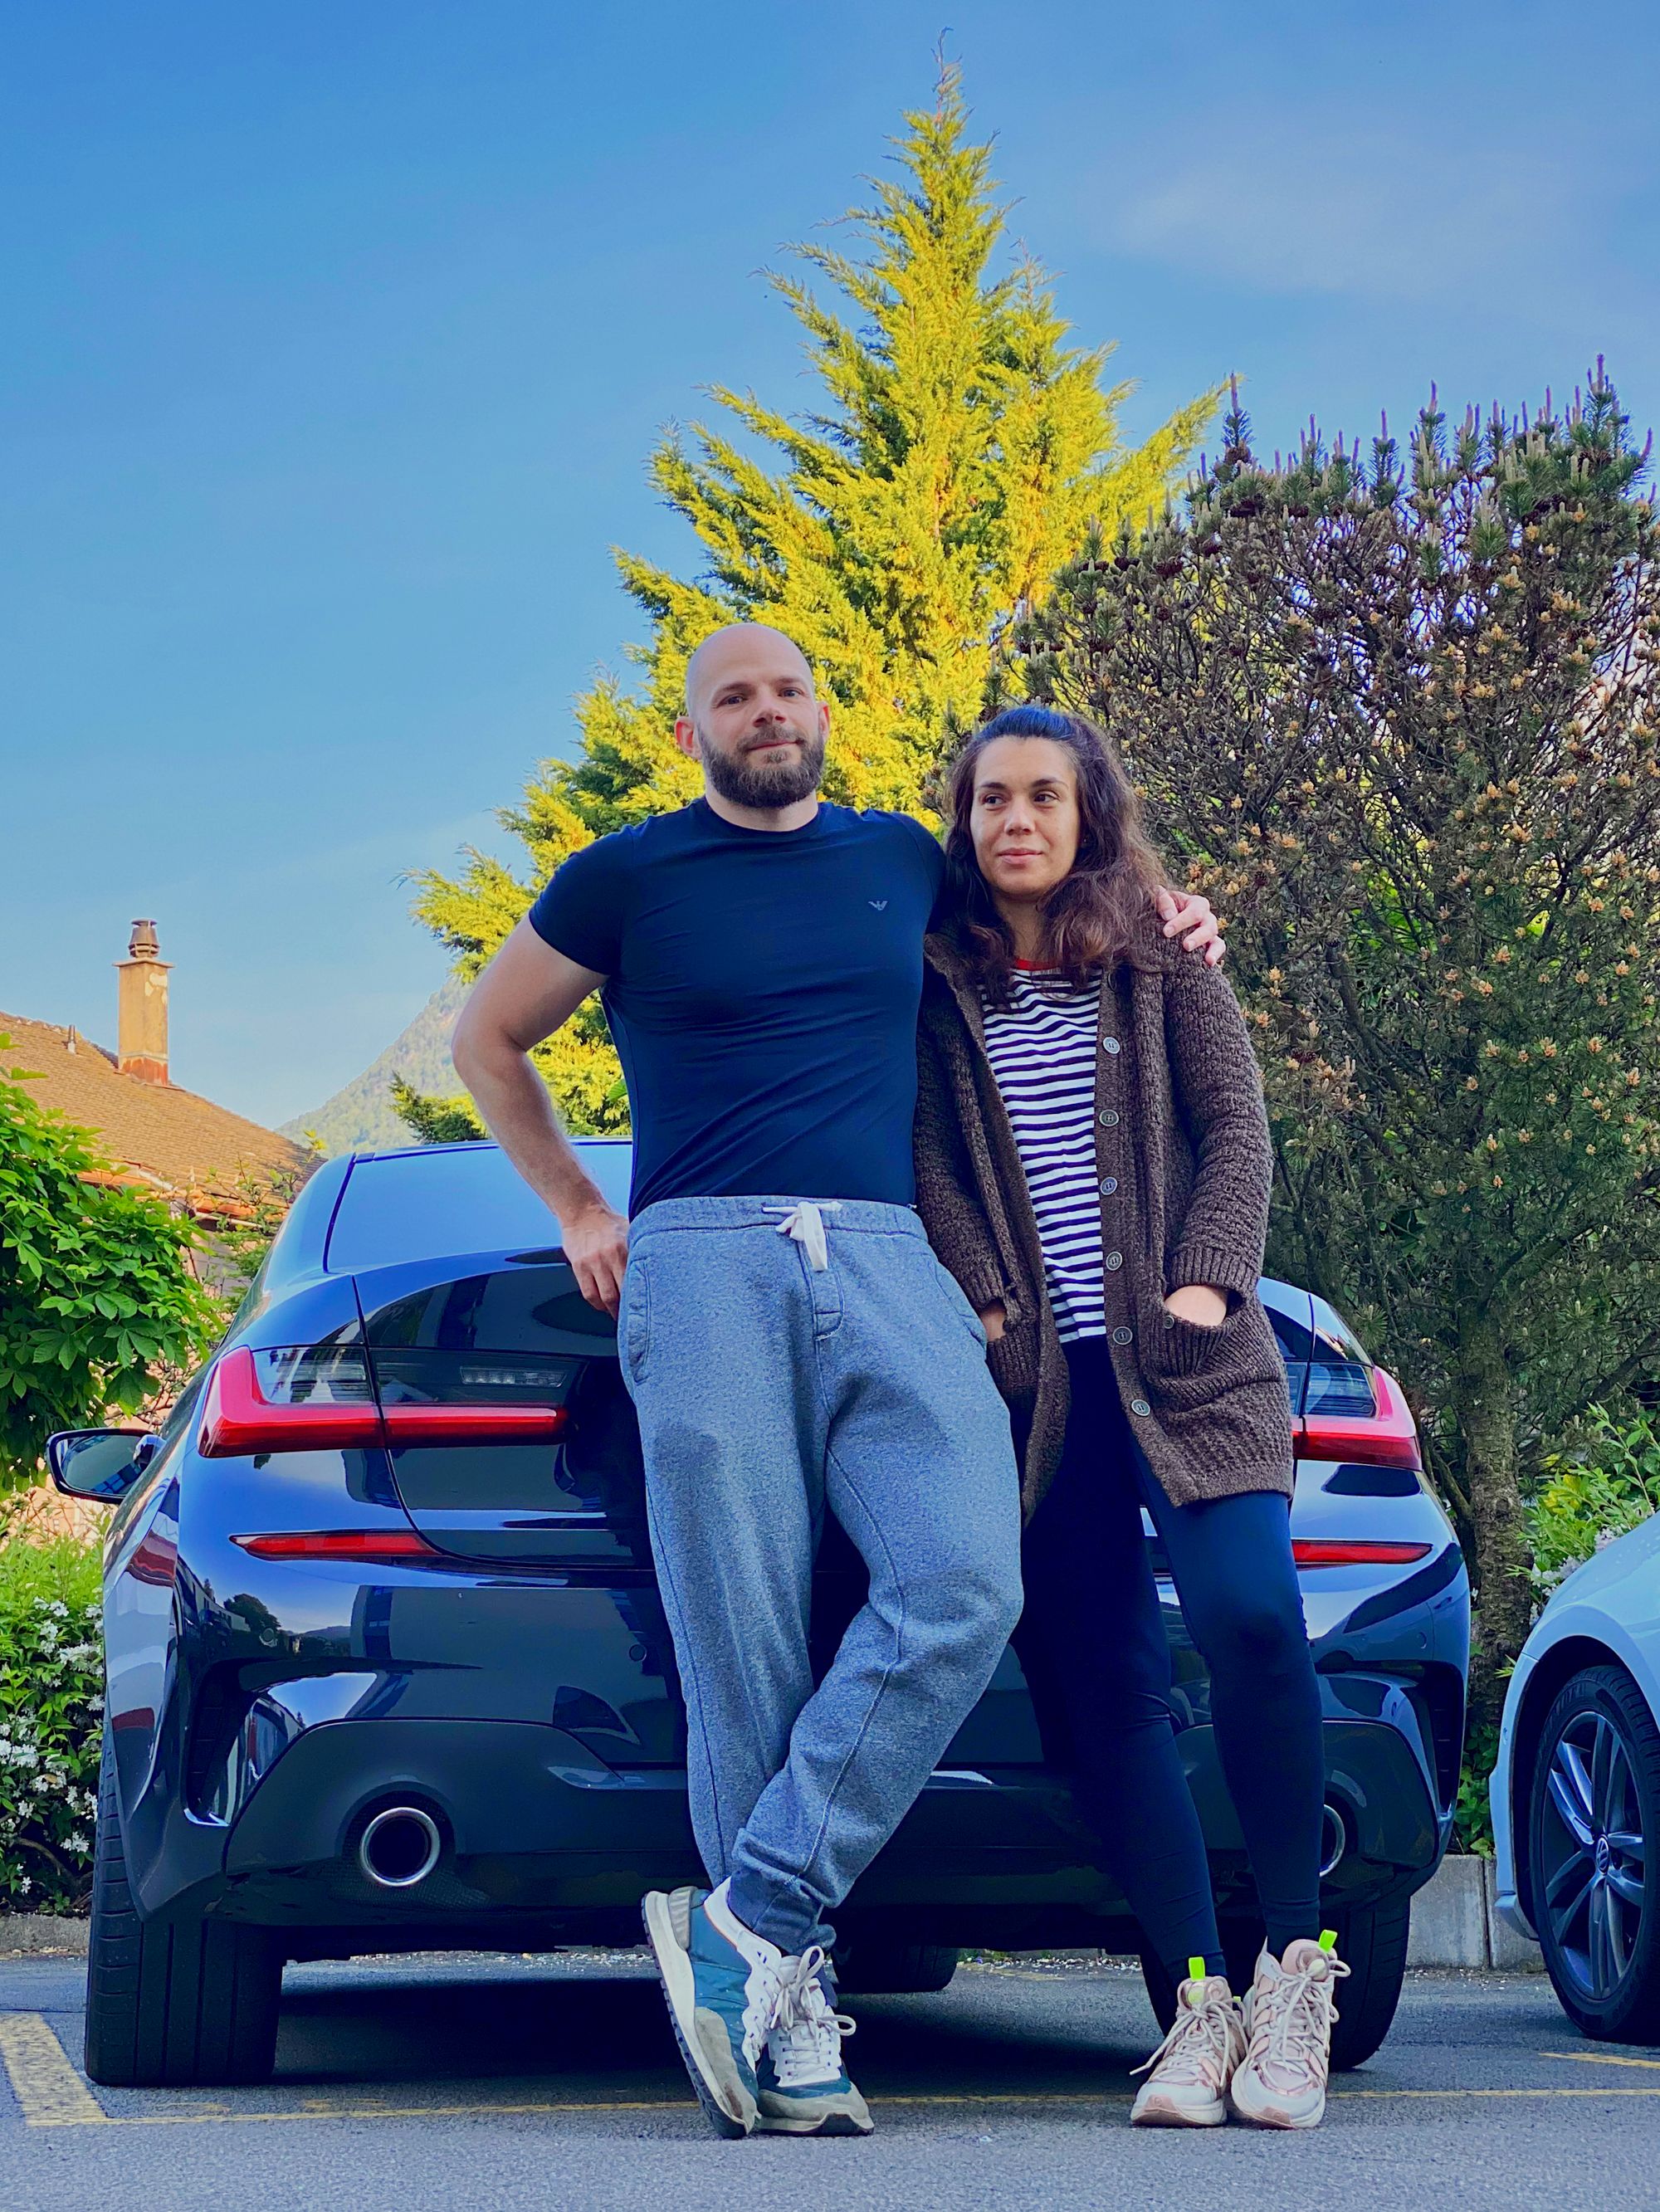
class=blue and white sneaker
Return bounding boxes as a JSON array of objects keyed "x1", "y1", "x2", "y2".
[
  {"x1": 755, "y1": 1947, "x2": 873, "y2": 2136},
  {"x1": 642, "y1": 1881, "x2": 783, "y2": 2138}
]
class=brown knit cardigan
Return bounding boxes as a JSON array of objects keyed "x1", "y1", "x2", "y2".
[{"x1": 913, "y1": 911, "x2": 1293, "y2": 1519}]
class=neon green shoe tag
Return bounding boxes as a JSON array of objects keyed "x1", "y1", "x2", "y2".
[
  {"x1": 1189, "y1": 1956, "x2": 1208, "y2": 1984},
  {"x1": 1318, "y1": 1929, "x2": 1338, "y2": 1952}
]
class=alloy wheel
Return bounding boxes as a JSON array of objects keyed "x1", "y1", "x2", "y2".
[{"x1": 1539, "y1": 1705, "x2": 1647, "y2": 2002}]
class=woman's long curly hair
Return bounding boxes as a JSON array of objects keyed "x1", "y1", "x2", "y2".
[{"x1": 938, "y1": 705, "x2": 1167, "y2": 1003}]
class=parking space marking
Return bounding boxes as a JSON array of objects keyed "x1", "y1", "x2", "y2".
[
  {"x1": 0, "y1": 2015, "x2": 110, "y2": 2127},
  {"x1": 1340, "y1": 2086, "x2": 1660, "y2": 2099},
  {"x1": 1543, "y1": 2048, "x2": 1660, "y2": 2073},
  {"x1": 6, "y1": 2017, "x2": 1660, "y2": 2132},
  {"x1": 8, "y1": 2083, "x2": 1660, "y2": 2128}
]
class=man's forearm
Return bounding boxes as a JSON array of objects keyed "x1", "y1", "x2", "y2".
[{"x1": 455, "y1": 1036, "x2": 609, "y2": 1225}]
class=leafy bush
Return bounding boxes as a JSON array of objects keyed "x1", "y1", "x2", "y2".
[
  {"x1": 1, "y1": 1039, "x2": 222, "y2": 1490},
  {"x1": 0, "y1": 1536, "x2": 103, "y2": 1912},
  {"x1": 1529, "y1": 1404, "x2": 1660, "y2": 1598},
  {"x1": 1454, "y1": 1718, "x2": 1501, "y2": 1857}
]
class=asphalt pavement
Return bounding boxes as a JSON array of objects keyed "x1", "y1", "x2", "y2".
[{"x1": 2, "y1": 1946, "x2": 1654, "y2": 2212}]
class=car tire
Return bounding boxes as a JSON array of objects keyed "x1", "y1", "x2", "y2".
[
  {"x1": 1324, "y1": 1896, "x2": 1410, "y2": 2069},
  {"x1": 84, "y1": 1730, "x2": 282, "y2": 2087},
  {"x1": 1139, "y1": 1917, "x2": 1265, "y2": 2033},
  {"x1": 835, "y1": 1941, "x2": 959, "y2": 1995},
  {"x1": 1529, "y1": 1663, "x2": 1660, "y2": 2044},
  {"x1": 1140, "y1": 1899, "x2": 1407, "y2": 2070}
]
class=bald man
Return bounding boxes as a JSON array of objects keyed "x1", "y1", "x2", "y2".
[{"x1": 452, "y1": 624, "x2": 1223, "y2": 2141}]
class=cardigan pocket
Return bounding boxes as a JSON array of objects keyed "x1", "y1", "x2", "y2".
[
  {"x1": 986, "y1": 1322, "x2": 1038, "y2": 1409},
  {"x1": 1145, "y1": 1299, "x2": 1241, "y2": 1379},
  {"x1": 1138, "y1": 1289, "x2": 1284, "y2": 1401}
]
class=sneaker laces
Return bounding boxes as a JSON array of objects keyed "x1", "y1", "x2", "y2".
[
  {"x1": 737, "y1": 1951, "x2": 785, "y2": 2071},
  {"x1": 765, "y1": 1946, "x2": 856, "y2": 2090},
  {"x1": 1247, "y1": 1952, "x2": 1350, "y2": 2094},
  {"x1": 1131, "y1": 1980, "x2": 1238, "y2": 2089}
]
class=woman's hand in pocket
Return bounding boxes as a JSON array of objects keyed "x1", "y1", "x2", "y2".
[
  {"x1": 977, "y1": 1301, "x2": 1008, "y2": 1344},
  {"x1": 1163, "y1": 1284, "x2": 1228, "y2": 1330}
]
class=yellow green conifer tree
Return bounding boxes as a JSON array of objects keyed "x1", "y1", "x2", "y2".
[{"x1": 407, "y1": 65, "x2": 1216, "y2": 1133}]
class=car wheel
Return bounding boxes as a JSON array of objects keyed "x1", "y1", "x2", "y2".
[
  {"x1": 84, "y1": 1728, "x2": 282, "y2": 2087},
  {"x1": 1140, "y1": 1900, "x2": 1406, "y2": 2070},
  {"x1": 835, "y1": 1941, "x2": 959, "y2": 1995},
  {"x1": 1530, "y1": 1663, "x2": 1660, "y2": 2044}
]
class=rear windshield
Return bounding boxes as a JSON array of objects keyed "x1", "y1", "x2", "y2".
[
  {"x1": 324, "y1": 1141, "x2": 633, "y2": 1273},
  {"x1": 1305, "y1": 1292, "x2": 1376, "y2": 1417}
]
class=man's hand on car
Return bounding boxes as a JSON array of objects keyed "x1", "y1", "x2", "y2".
[{"x1": 563, "y1": 1200, "x2": 631, "y2": 1318}]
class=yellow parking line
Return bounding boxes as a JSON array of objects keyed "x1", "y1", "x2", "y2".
[
  {"x1": 7, "y1": 2019, "x2": 1660, "y2": 2132},
  {"x1": 22, "y1": 2087, "x2": 1660, "y2": 2130},
  {"x1": 1340, "y1": 2086, "x2": 1660, "y2": 2099},
  {"x1": 0, "y1": 2015, "x2": 110, "y2": 2127}
]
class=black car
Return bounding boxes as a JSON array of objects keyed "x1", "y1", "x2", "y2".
[{"x1": 51, "y1": 1138, "x2": 1469, "y2": 2088}]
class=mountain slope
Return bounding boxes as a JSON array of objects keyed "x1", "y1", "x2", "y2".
[{"x1": 280, "y1": 974, "x2": 470, "y2": 1155}]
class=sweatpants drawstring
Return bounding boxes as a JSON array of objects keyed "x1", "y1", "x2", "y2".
[{"x1": 765, "y1": 1201, "x2": 841, "y2": 1272}]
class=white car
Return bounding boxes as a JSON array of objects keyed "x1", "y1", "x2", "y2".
[{"x1": 1492, "y1": 1511, "x2": 1660, "y2": 2041}]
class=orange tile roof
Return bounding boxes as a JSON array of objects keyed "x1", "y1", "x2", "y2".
[{"x1": 1, "y1": 1010, "x2": 312, "y2": 1206}]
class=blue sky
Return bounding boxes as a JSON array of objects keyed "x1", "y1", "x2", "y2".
[{"x1": 5, "y1": 0, "x2": 1657, "y2": 1127}]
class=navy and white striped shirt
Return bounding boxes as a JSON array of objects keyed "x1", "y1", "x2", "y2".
[{"x1": 979, "y1": 964, "x2": 1108, "y2": 1343}]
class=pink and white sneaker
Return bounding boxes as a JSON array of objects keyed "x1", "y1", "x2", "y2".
[
  {"x1": 1228, "y1": 1936, "x2": 1350, "y2": 2129},
  {"x1": 1130, "y1": 1968, "x2": 1247, "y2": 2127}
]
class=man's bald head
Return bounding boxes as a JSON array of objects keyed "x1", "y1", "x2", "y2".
[
  {"x1": 675, "y1": 622, "x2": 829, "y2": 817},
  {"x1": 683, "y1": 623, "x2": 816, "y2": 719}
]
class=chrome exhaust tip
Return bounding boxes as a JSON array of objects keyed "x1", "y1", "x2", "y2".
[
  {"x1": 1319, "y1": 1802, "x2": 1349, "y2": 1878},
  {"x1": 358, "y1": 1805, "x2": 442, "y2": 1889}
]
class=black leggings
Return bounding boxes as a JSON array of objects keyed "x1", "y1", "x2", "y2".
[{"x1": 1016, "y1": 1336, "x2": 1325, "y2": 1979}]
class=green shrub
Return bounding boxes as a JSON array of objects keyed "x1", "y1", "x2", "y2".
[
  {"x1": 1453, "y1": 1718, "x2": 1500, "y2": 1857},
  {"x1": 0, "y1": 1535, "x2": 103, "y2": 1912},
  {"x1": 1529, "y1": 1405, "x2": 1660, "y2": 1599}
]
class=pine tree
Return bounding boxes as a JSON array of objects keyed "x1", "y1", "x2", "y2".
[
  {"x1": 406, "y1": 63, "x2": 1216, "y2": 1132},
  {"x1": 1018, "y1": 368, "x2": 1660, "y2": 1725}
]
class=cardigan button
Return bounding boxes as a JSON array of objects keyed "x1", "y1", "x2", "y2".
[
  {"x1": 1099, "y1": 1176, "x2": 1118, "y2": 1196},
  {"x1": 1100, "y1": 1109, "x2": 1120, "y2": 1127},
  {"x1": 1130, "y1": 1399, "x2": 1152, "y2": 1418},
  {"x1": 1101, "y1": 1036, "x2": 1121, "y2": 1055},
  {"x1": 1111, "y1": 1326, "x2": 1133, "y2": 1345},
  {"x1": 1104, "y1": 1251, "x2": 1124, "y2": 1272}
]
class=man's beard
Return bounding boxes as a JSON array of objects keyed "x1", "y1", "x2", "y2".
[{"x1": 701, "y1": 727, "x2": 827, "y2": 811}]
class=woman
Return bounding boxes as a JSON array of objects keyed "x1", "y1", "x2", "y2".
[{"x1": 914, "y1": 705, "x2": 1347, "y2": 2131}]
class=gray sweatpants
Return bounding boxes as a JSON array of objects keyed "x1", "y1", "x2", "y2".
[{"x1": 618, "y1": 1194, "x2": 1023, "y2": 1956}]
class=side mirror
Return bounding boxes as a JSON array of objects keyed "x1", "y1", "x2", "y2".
[{"x1": 45, "y1": 1428, "x2": 160, "y2": 1505}]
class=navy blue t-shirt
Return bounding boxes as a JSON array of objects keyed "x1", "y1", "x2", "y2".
[{"x1": 528, "y1": 799, "x2": 945, "y2": 1214}]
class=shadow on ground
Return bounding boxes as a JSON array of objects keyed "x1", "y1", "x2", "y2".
[{"x1": 271, "y1": 1960, "x2": 1155, "y2": 2099}]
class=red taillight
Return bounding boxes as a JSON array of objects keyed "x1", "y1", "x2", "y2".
[
  {"x1": 1293, "y1": 1366, "x2": 1422, "y2": 1471},
  {"x1": 198, "y1": 1348, "x2": 568, "y2": 1458},
  {"x1": 380, "y1": 1402, "x2": 567, "y2": 1443},
  {"x1": 199, "y1": 1350, "x2": 381, "y2": 1455},
  {"x1": 1291, "y1": 1539, "x2": 1434, "y2": 1568},
  {"x1": 232, "y1": 1529, "x2": 441, "y2": 1562}
]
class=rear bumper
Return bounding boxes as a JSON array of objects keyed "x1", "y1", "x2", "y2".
[{"x1": 166, "y1": 1712, "x2": 1445, "y2": 1950}]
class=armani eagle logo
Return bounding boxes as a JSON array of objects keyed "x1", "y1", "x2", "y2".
[{"x1": 869, "y1": 899, "x2": 888, "y2": 911}]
